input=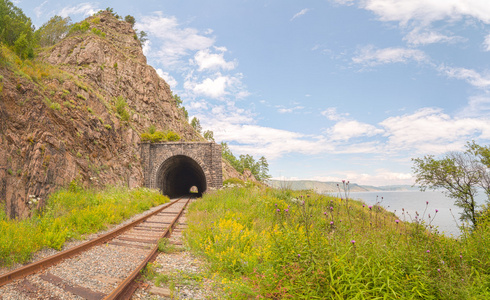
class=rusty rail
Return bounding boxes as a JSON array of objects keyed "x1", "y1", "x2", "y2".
[
  {"x1": 0, "y1": 197, "x2": 183, "y2": 287},
  {"x1": 103, "y1": 196, "x2": 191, "y2": 300}
]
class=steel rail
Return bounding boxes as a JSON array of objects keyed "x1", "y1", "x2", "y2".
[
  {"x1": 0, "y1": 197, "x2": 183, "y2": 287},
  {"x1": 103, "y1": 196, "x2": 192, "y2": 300}
]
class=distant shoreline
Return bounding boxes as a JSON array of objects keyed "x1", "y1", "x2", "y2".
[{"x1": 268, "y1": 179, "x2": 420, "y2": 193}]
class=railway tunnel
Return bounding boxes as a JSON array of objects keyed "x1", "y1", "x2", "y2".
[
  {"x1": 141, "y1": 142, "x2": 223, "y2": 198},
  {"x1": 156, "y1": 155, "x2": 207, "y2": 198}
]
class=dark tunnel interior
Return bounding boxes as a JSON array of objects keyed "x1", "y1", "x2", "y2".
[{"x1": 156, "y1": 155, "x2": 207, "y2": 198}]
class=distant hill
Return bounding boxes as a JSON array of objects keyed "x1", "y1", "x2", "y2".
[{"x1": 267, "y1": 180, "x2": 418, "y2": 194}]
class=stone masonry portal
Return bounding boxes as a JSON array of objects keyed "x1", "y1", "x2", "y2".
[{"x1": 140, "y1": 142, "x2": 222, "y2": 197}]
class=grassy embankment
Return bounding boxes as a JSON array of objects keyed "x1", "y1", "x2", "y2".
[
  {"x1": 184, "y1": 185, "x2": 490, "y2": 299},
  {"x1": 0, "y1": 185, "x2": 169, "y2": 267}
]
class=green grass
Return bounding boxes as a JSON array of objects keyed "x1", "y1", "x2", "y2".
[
  {"x1": 185, "y1": 186, "x2": 490, "y2": 299},
  {"x1": 0, "y1": 186, "x2": 169, "y2": 267}
]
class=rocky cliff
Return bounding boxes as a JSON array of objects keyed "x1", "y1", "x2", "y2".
[{"x1": 0, "y1": 12, "x2": 203, "y2": 218}]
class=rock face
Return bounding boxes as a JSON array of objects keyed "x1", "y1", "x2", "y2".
[
  {"x1": 221, "y1": 160, "x2": 258, "y2": 183},
  {"x1": 0, "y1": 12, "x2": 202, "y2": 218}
]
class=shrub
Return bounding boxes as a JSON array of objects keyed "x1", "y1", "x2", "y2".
[
  {"x1": 50, "y1": 102, "x2": 61, "y2": 110},
  {"x1": 104, "y1": 124, "x2": 112, "y2": 130},
  {"x1": 166, "y1": 131, "x2": 180, "y2": 141},
  {"x1": 69, "y1": 21, "x2": 90, "y2": 35},
  {"x1": 115, "y1": 96, "x2": 130, "y2": 121},
  {"x1": 140, "y1": 130, "x2": 180, "y2": 143},
  {"x1": 223, "y1": 178, "x2": 245, "y2": 187}
]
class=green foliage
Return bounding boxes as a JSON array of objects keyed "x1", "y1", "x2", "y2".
[
  {"x1": 190, "y1": 117, "x2": 202, "y2": 133},
  {"x1": 141, "y1": 131, "x2": 165, "y2": 143},
  {"x1": 49, "y1": 102, "x2": 61, "y2": 110},
  {"x1": 90, "y1": 27, "x2": 106, "y2": 38},
  {"x1": 186, "y1": 186, "x2": 490, "y2": 299},
  {"x1": 69, "y1": 21, "x2": 90, "y2": 35},
  {"x1": 35, "y1": 15, "x2": 71, "y2": 47},
  {"x1": 13, "y1": 32, "x2": 33, "y2": 59},
  {"x1": 166, "y1": 131, "x2": 181, "y2": 141},
  {"x1": 221, "y1": 142, "x2": 270, "y2": 181},
  {"x1": 115, "y1": 95, "x2": 130, "y2": 121},
  {"x1": 0, "y1": 186, "x2": 169, "y2": 266},
  {"x1": 0, "y1": 0, "x2": 35, "y2": 58},
  {"x1": 148, "y1": 124, "x2": 157, "y2": 134},
  {"x1": 140, "y1": 127, "x2": 181, "y2": 143},
  {"x1": 77, "y1": 93, "x2": 86, "y2": 101},
  {"x1": 223, "y1": 178, "x2": 245, "y2": 186},
  {"x1": 158, "y1": 237, "x2": 178, "y2": 253},
  {"x1": 203, "y1": 130, "x2": 214, "y2": 142},
  {"x1": 413, "y1": 141, "x2": 490, "y2": 228},
  {"x1": 124, "y1": 15, "x2": 136, "y2": 27},
  {"x1": 137, "y1": 30, "x2": 148, "y2": 44},
  {"x1": 104, "y1": 124, "x2": 112, "y2": 130}
]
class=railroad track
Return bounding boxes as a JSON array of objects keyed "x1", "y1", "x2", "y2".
[{"x1": 0, "y1": 196, "x2": 192, "y2": 299}]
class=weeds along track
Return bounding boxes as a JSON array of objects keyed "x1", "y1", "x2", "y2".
[{"x1": 0, "y1": 196, "x2": 191, "y2": 299}]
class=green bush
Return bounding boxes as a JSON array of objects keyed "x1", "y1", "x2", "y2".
[
  {"x1": 223, "y1": 178, "x2": 245, "y2": 186},
  {"x1": 140, "y1": 129, "x2": 180, "y2": 143},
  {"x1": 115, "y1": 96, "x2": 130, "y2": 121},
  {"x1": 69, "y1": 21, "x2": 90, "y2": 34},
  {"x1": 49, "y1": 102, "x2": 61, "y2": 110},
  {"x1": 166, "y1": 131, "x2": 180, "y2": 141}
]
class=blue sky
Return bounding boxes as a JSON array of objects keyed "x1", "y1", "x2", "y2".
[{"x1": 15, "y1": 0, "x2": 490, "y2": 186}]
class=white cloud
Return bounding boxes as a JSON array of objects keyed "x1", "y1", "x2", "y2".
[
  {"x1": 277, "y1": 106, "x2": 304, "y2": 113},
  {"x1": 34, "y1": 1, "x2": 48, "y2": 18},
  {"x1": 483, "y1": 34, "x2": 490, "y2": 51},
  {"x1": 136, "y1": 12, "x2": 215, "y2": 67},
  {"x1": 59, "y1": 3, "x2": 99, "y2": 18},
  {"x1": 184, "y1": 72, "x2": 247, "y2": 100},
  {"x1": 380, "y1": 108, "x2": 490, "y2": 154},
  {"x1": 321, "y1": 107, "x2": 350, "y2": 121},
  {"x1": 341, "y1": 170, "x2": 413, "y2": 186},
  {"x1": 360, "y1": 0, "x2": 490, "y2": 26},
  {"x1": 403, "y1": 28, "x2": 464, "y2": 45},
  {"x1": 327, "y1": 120, "x2": 384, "y2": 141},
  {"x1": 291, "y1": 8, "x2": 309, "y2": 21},
  {"x1": 353, "y1": 46, "x2": 427, "y2": 66},
  {"x1": 156, "y1": 69, "x2": 178, "y2": 89},
  {"x1": 459, "y1": 95, "x2": 490, "y2": 117},
  {"x1": 193, "y1": 48, "x2": 236, "y2": 71},
  {"x1": 188, "y1": 100, "x2": 208, "y2": 110},
  {"x1": 439, "y1": 65, "x2": 490, "y2": 89}
]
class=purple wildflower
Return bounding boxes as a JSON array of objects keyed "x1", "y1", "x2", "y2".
[
  {"x1": 426, "y1": 250, "x2": 430, "y2": 253},
  {"x1": 330, "y1": 221, "x2": 334, "y2": 225},
  {"x1": 351, "y1": 240, "x2": 355, "y2": 244},
  {"x1": 276, "y1": 209, "x2": 280, "y2": 212},
  {"x1": 395, "y1": 219, "x2": 400, "y2": 224}
]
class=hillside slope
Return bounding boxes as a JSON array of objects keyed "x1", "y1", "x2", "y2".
[{"x1": 0, "y1": 12, "x2": 202, "y2": 218}]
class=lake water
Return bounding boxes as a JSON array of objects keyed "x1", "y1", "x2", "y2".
[{"x1": 330, "y1": 191, "x2": 487, "y2": 237}]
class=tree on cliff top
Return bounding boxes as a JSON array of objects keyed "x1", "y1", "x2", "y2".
[
  {"x1": 0, "y1": 0, "x2": 35, "y2": 58},
  {"x1": 413, "y1": 141, "x2": 490, "y2": 228}
]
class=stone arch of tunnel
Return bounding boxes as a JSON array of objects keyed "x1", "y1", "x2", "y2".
[{"x1": 156, "y1": 155, "x2": 207, "y2": 198}]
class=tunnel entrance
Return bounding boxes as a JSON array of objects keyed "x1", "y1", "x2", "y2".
[{"x1": 156, "y1": 155, "x2": 207, "y2": 198}]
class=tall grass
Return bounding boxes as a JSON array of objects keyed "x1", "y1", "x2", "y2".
[
  {"x1": 0, "y1": 186, "x2": 168, "y2": 267},
  {"x1": 185, "y1": 186, "x2": 490, "y2": 299}
]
